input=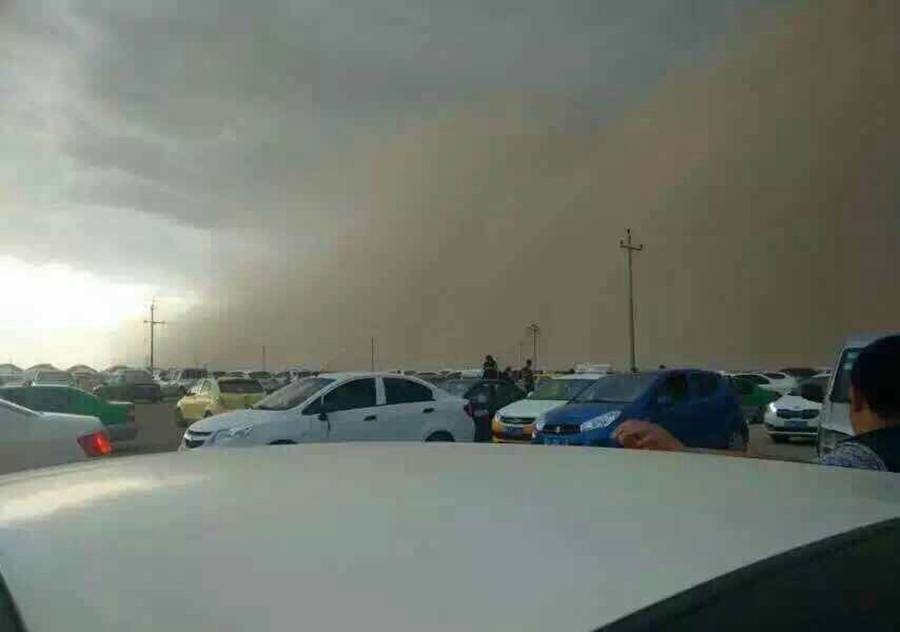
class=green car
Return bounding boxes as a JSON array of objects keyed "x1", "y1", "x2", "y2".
[
  {"x1": 0, "y1": 384, "x2": 138, "y2": 442},
  {"x1": 731, "y1": 377, "x2": 780, "y2": 424}
]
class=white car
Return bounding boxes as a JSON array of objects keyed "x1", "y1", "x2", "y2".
[
  {"x1": 492, "y1": 373, "x2": 605, "y2": 442},
  {"x1": 0, "y1": 397, "x2": 110, "y2": 475},
  {"x1": 165, "y1": 367, "x2": 208, "y2": 395},
  {"x1": 731, "y1": 371, "x2": 796, "y2": 395},
  {"x1": 181, "y1": 372, "x2": 474, "y2": 448},
  {"x1": 763, "y1": 375, "x2": 828, "y2": 443},
  {"x1": 0, "y1": 445, "x2": 898, "y2": 631}
]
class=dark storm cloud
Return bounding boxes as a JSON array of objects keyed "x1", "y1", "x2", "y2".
[{"x1": 6, "y1": 0, "x2": 898, "y2": 370}]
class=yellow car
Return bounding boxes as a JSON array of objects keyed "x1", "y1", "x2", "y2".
[{"x1": 175, "y1": 376, "x2": 266, "y2": 428}]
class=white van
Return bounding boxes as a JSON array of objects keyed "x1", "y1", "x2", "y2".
[{"x1": 816, "y1": 332, "x2": 899, "y2": 457}]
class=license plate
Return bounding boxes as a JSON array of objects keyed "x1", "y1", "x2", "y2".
[
  {"x1": 786, "y1": 420, "x2": 807, "y2": 427},
  {"x1": 545, "y1": 436, "x2": 570, "y2": 446},
  {"x1": 503, "y1": 425, "x2": 523, "y2": 436}
]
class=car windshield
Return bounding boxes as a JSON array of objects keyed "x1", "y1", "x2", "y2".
[
  {"x1": 830, "y1": 349, "x2": 861, "y2": 404},
  {"x1": 735, "y1": 374, "x2": 768, "y2": 385},
  {"x1": 789, "y1": 376, "x2": 828, "y2": 397},
  {"x1": 440, "y1": 379, "x2": 478, "y2": 397},
  {"x1": 532, "y1": 378, "x2": 596, "y2": 401},
  {"x1": 253, "y1": 377, "x2": 334, "y2": 410},
  {"x1": 573, "y1": 374, "x2": 657, "y2": 404},
  {"x1": 219, "y1": 379, "x2": 264, "y2": 394}
]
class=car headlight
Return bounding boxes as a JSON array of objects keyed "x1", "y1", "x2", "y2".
[
  {"x1": 580, "y1": 410, "x2": 621, "y2": 433},
  {"x1": 211, "y1": 425, "x2": 254, "y2": 444},
  {"x1": 534, "y1": 414, "x2": 547, "y2": 432},
  {"x1": 768, "y1": 402, "x2": 778, "y2": 414}
]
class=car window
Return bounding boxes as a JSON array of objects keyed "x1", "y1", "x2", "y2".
[
  {"x1": 689, "y1": 373, "x2": 720, "y2": 399},
  {"x1": 574, "y1": 374, "x2": 657, "y2": 404},
  {"x1": 763, "y1": 372, "x2": 786, "y2": 380},
  {"x1": 384, "y1": 377, "x2": 434, "y2": 404},
  {"x1": 440, "y1": 379, "x2": 478, "y2": 397},
  {"x1": 35, "y1": 387, "x2": 71, "y2": 411},
  {"x1": 658, "y1": 374, "x2": 689, "y2": 404},
  {"x1": 322, "y1": 378, "x2": 377, "y2": 412},
  {"x1": 830, "y1": 348, "x2": 860, "y2": 403},
  {"x1": 255, "y1": 377, "x2": 335, "y2": 411},
  {"x1": 198, "y1": 380, "x2": 211, "y2": 394},
  {"x1": 735, "y1": 373, "x2": 768, "y2": 385},
  {"x1": 218, "y1": 379, "x2": 264, "y2": 393}
]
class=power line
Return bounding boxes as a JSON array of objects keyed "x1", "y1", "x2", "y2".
[{"x1": 143, "y1": 299, "x2": 166, "y2": 373}]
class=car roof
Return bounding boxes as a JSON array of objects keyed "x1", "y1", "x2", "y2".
[{"x1": 1, "y1": 445, "x2": 898, "y2": 632}]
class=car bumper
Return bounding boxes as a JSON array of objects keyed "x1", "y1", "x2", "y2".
[
  {"x1": 532, "y1": 427, "x2": 613, "y2": 447},
  {"x1": 764, "y1": 422, "x2": 817, "y2": 438},
  {"x1": 105, "y1": 421, "x2": 139, "y2": 442},
  {"x1": 491, "y1": 419, "x2": 535, "y2": 443}
]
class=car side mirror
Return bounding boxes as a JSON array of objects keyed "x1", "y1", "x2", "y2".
[{"x1": 657, "y1": 395, "x2": 674, "y2": 408}]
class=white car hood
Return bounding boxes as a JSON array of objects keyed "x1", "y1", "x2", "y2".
[
  {"x1": 496, "y1": 398, "x2": 567, "y2": 420},
  {"x1": 773, "y1": 394, "x2": 822, "y2": 412},
  {"x1": 187, "y1": 408, "x2": 283, "y2": 433}
]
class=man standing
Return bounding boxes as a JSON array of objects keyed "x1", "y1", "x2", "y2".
[
  {"x1": 520, "y1": 359, "x2": 535, "y2": 393},
  {"x1": 613, "y1": 335, "x2": 900, "y2": 472},
  {"x1": 482, "y1": 355, "x2": 499, "y2": 380}
]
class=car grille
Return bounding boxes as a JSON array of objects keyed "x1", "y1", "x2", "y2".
[
  {"x1": 183, "y1": 429, "x2": 212, "y2": 449},
  {"x1": 541, "y1": 423, "x2": 580, "y2": 435},
  {"x1": 499, "y1": 416, "x2": 535, "y2": 425},
  {"x1": 776, "y1": 409, "x2": 818, "y2": 419},
  {"x1": 183, "y1": 438, "x2": 205, "y2": 449}
]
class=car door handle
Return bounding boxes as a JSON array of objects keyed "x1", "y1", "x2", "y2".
[
  {"x1": 423, "y1": 408, "x2": 434, "y2": 413},
  {"x1": 364, "y1": 414, "x2": 377, "y2": 421}
]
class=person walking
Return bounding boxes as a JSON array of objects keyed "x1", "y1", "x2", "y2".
[
  {"x1": 613, "y1": 334, "x2": 900, "y2": 472},
  {"x1": 500, "y1": 366, "x2": 514, "y2": 383},
  {"x1": 482, "y1": 355, "x2": 499, "y2": 380},
  {"x1": 520, "y1": 359, "x2": 535, "y2": 392}
]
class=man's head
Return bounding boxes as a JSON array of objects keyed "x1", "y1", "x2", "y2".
[
  {"x1": 850, "y1": 335, "x2": 900, "y2": 433},
  {"x1": 525, "y1": 359, "x2": 532, "y2": 367}
]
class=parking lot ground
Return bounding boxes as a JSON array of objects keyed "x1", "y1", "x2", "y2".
[
  {"x1": 114, "y1": 402, "x2": 818, "y2": 464},
  {"x1": 748, "y1": 424, "x2": 815, "y2": 463}
]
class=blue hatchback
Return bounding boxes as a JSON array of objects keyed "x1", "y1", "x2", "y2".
[{"x1": 532, "y1": 370, "x2": 746, "y2": 450}]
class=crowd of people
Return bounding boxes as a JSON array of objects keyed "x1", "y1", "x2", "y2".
[{"x1": 481, "y1": 355, "x2": 535, "y2": 391}]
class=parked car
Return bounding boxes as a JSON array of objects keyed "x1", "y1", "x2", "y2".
[
  {"x1": 439, "y1": 378, "x2": 526, "y2": 441},
  {"x1": 0, "y1": 397, "x2": 110, "y2": 475},
  {"x1": 273, "y1": 368, "x2": 315, "y2": 389},
  {"x1": 817, "y1": 332, "x2": 899, "y2": 457},
  {"x1": 778, "y1": 367, "x2": 819, "y2": 381},
  {"x1": 226, "y1": 370, "x2": 279, "y2": 393},
  {"x1": 491, "y1": 373, "x2": 604, "y2": 443},
  {"x1": 764, "y1": 376, "x2": 827, "y2": 443},
  {"x1": 533, "y1": 370, "x2": 747, "y2": 450},
  {"x1": 166, "y1": 367, "x2": 209, "y2": 395},
  {"x1": 174, "y1": 377, "x2": 267, "y2": 427},
  {"x1": 180, "y1": 373, "x2": 473, "y2": 449},
  {"x1": 0, "y1": 445, "x2": 898, "y2": 631},
  {"x1": 94, "y1": 369, "x2": 162, "y2": 403},
  {"x1": 729, "y1": 376, "x2": 780, "y2": 424},
  {"x1": 0, "y1": 384, "x2": 137, "y2": 442},
  {"x1": 731, "y1": 371, "x2": 795, "y2": 395},
  {"x1": 71, "y1": 371, "x2": 103, "y2": 392}
]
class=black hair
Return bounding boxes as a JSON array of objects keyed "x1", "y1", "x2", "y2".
[{"x1": 851, "y1": 335, "x2": 900, "y2": 421}]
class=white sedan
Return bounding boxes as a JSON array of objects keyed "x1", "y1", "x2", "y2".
[
  {"x1": 180, "y1": 372, "x2": 474, "y2": 448},
  {"x1": 731, "y1": 371, "x2": 797, "y2": 395},
  {"x1": 764, "y1": 375, "x2": 828, "y2": 442},
  {"x1": 0, "y1": 445, "x2": 898, "y2": 631},
  {"x1": 0, "y1": 397, "x2": 110, "y2": 475}
]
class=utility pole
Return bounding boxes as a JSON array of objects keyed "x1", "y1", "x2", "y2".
[
  {"x1": 370, "y1": 337, "x2": 376, "y2": 372},
  {"x1": 526, "y1": 323, "x2": 541, "y2": 370},
  {"x1": 619, "y1": 228, "x2": 644, "y2": 373},
  {"x1": 143, "y1": 299, "x2": 166, "y2": 373}
]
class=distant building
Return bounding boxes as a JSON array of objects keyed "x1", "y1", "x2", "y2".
[
  {"x1": 0, "y1": 364, "x2": 22, "y2": 378},
  {"x1": 66, "y1": 364, "x2": 98, "y2": 374},
  {"x1": 26, "y1": 363, "x2": 58, "y2": 372}
]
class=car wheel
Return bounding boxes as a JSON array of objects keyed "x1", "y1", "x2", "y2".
[
  {"x1": 425, "y1": 431, "x2": 454, "y2": 442},
  {"x1": 269, "y1": 440, "x2": 296, "y2": 445}
]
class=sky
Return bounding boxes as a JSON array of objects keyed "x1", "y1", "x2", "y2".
[{"x1": 1, "y1": 0, "x2": 898, "y2": 371}]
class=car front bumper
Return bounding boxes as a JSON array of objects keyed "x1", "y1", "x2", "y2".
[
  {"x1": 532, "y1": 427, "x2": 613, "y2": 447},
  {"x1": 764, "y1": 410, "x2": 818, "y2": 438}
]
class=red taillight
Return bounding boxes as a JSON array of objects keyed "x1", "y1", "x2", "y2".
[{"x1": 78, "y1": 430, "x2": 112, "y2": 457}]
